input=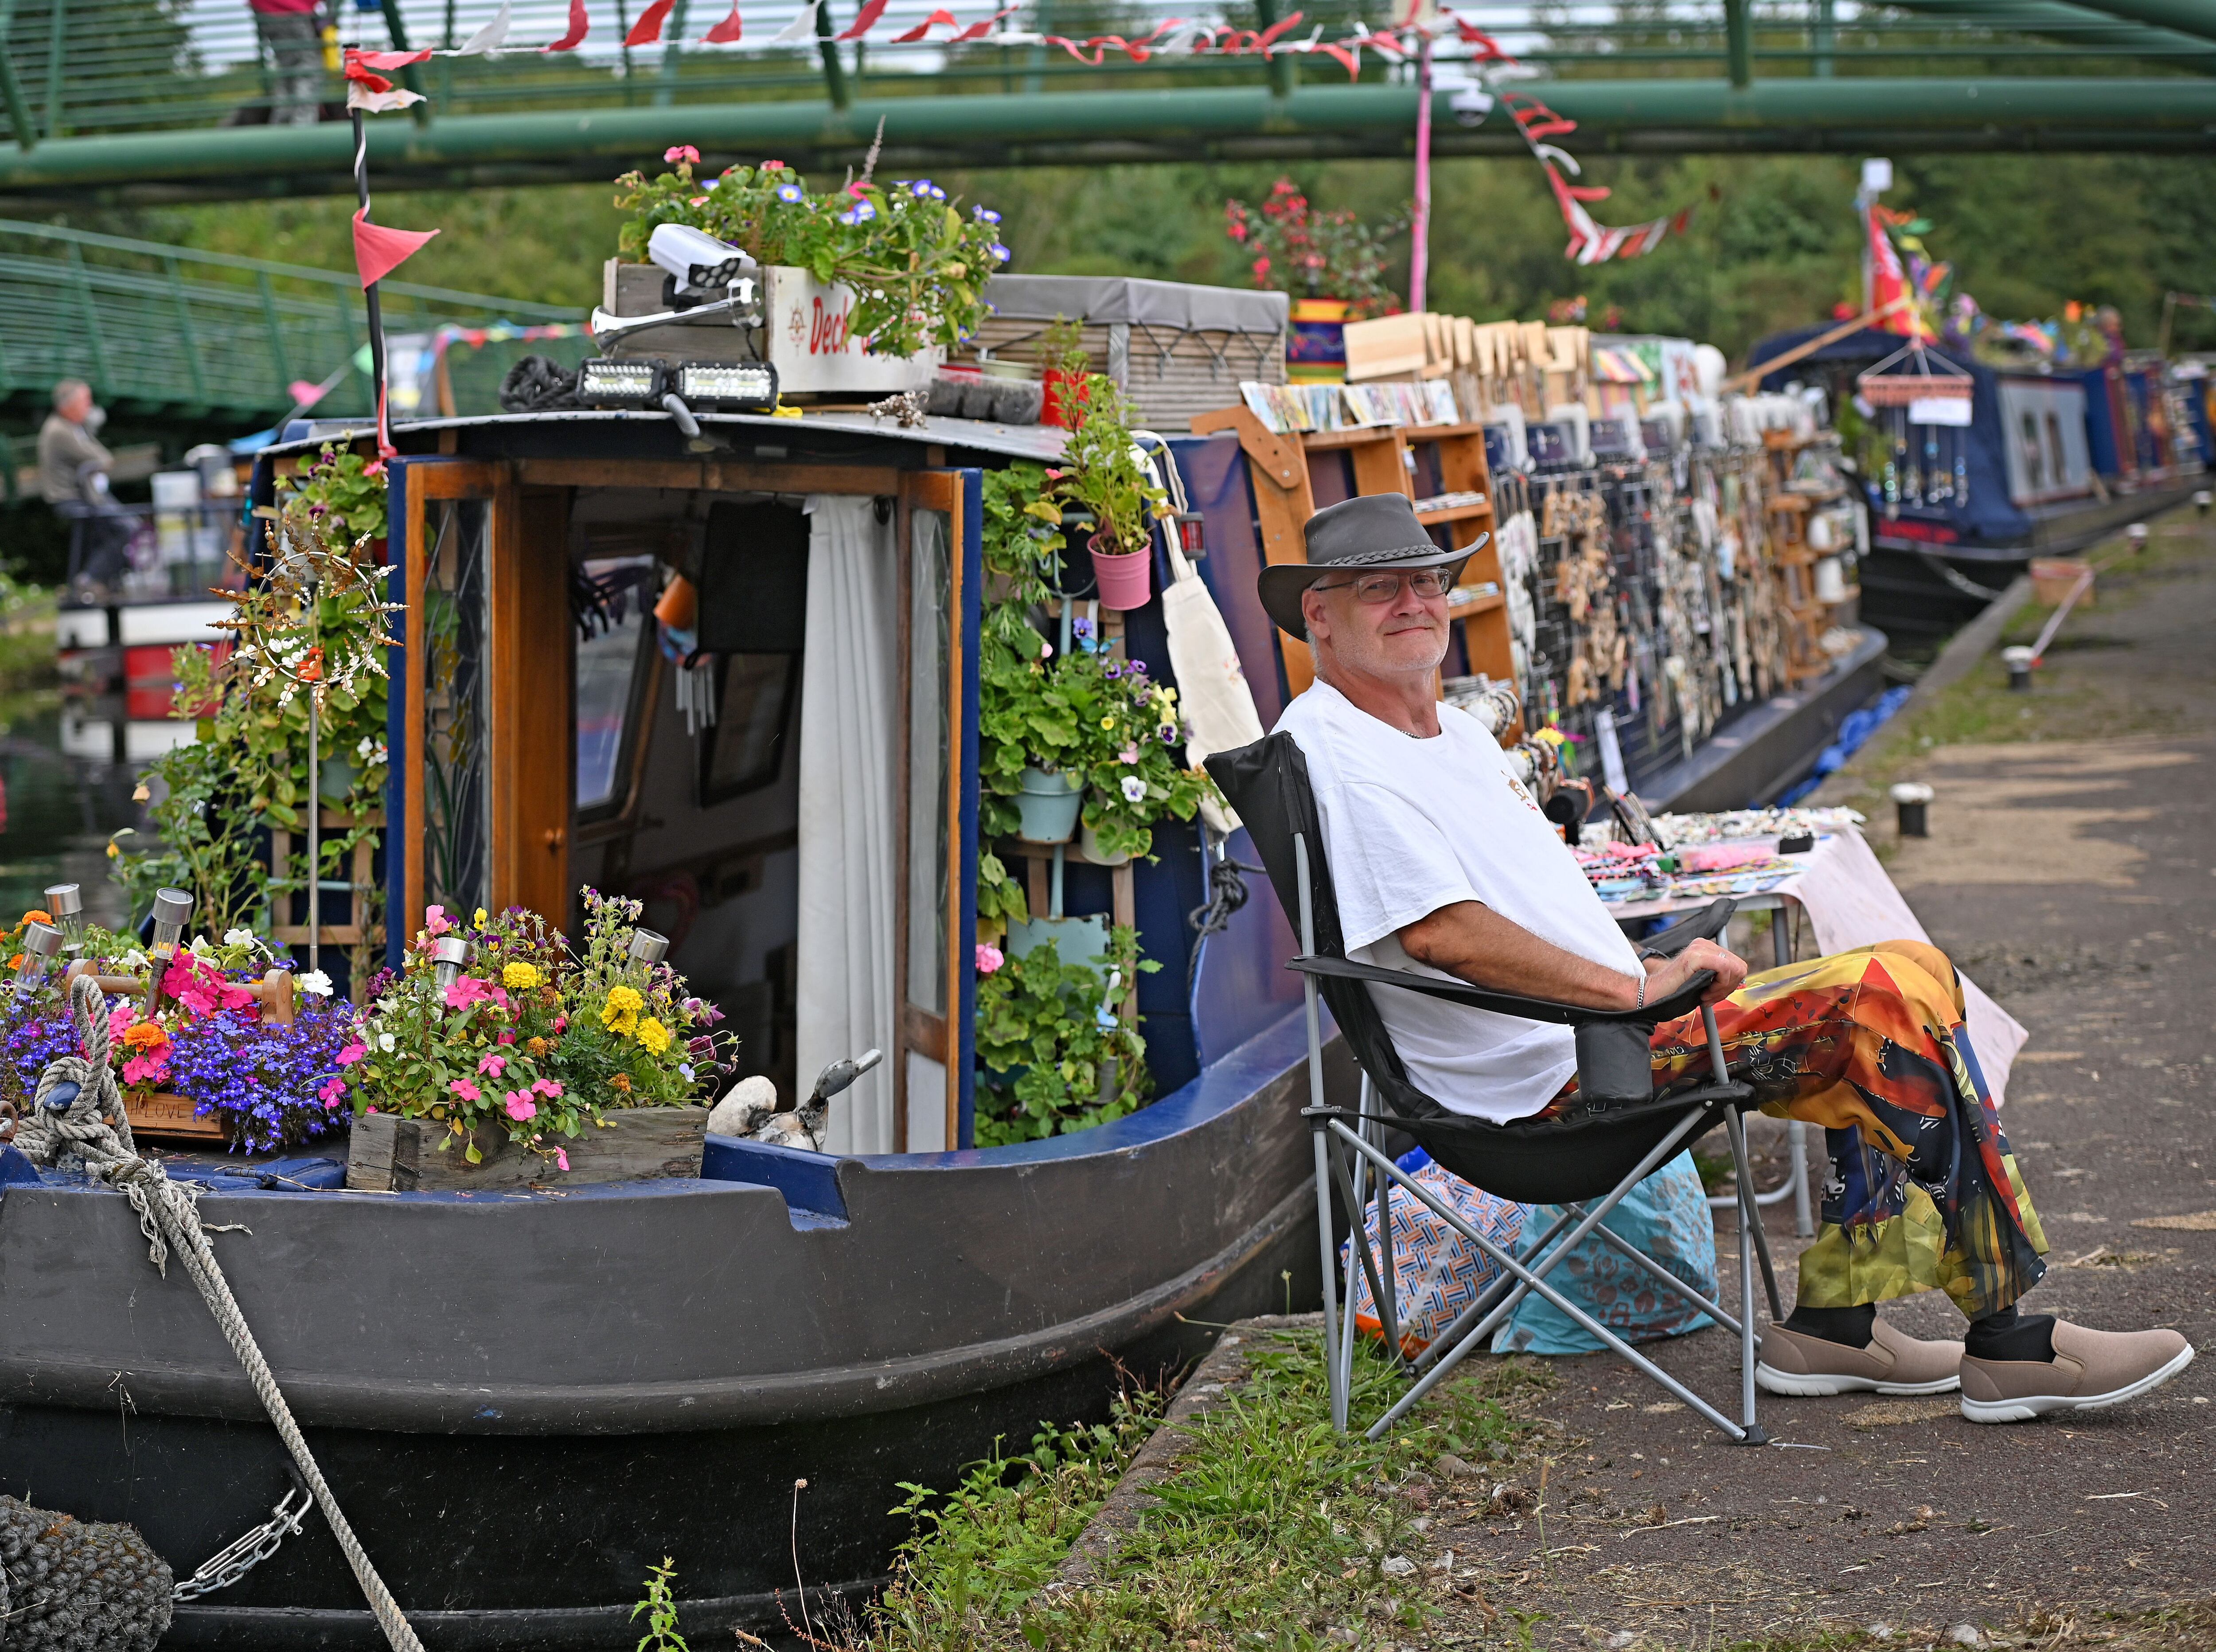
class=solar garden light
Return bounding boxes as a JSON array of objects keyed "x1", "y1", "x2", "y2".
[
  {"x1": 2002, "y1": 644, "x2": 2035, "y2": 692},
  {"x1": 431, "y1": 935, "x2": 472, "y2": 992},
  {"x1": 14, "y1": 922, "x2": 63, "y2": 1000},
  {"x1": 147, "y1": 887, "x2": 194, "y2": 1010},
  {"x1": 627, "y1": 929, "x2": 670, "y2": 977},
  {"x1": 1891, "y1": 781, "x2": 1934, "y2": 839},
  {"x1": 43, "y1": 883, "x2": 84, "y2": 953}
]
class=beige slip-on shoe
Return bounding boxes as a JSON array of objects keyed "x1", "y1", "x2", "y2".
[
  {"x1": 1756, "y1": 1319, "x2": 1966, "y2": 1398},
  {"x1": 1959, "y1": 1320, "x2": 2195, "y2": 1424}
]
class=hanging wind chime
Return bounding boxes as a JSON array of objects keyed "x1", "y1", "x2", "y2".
[{"x1": 1857, "y1": 340, "x2": 1974, "y2": 519}]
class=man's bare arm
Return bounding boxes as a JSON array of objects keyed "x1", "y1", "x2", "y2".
[{"x1": 1400, "y1": 901, "x2": 1747, "y2": 1012}]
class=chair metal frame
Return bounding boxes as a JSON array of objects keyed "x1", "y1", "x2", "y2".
[{"x1": 1288, "y1": 832, "x2": 1786, "y2": 1447}]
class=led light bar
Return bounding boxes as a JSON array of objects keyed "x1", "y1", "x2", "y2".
[
  {"x1": 675, "y1": 362, "x2": 779, "y2": 411},
  {"x1": 579, "y1": 358, "x2": 666, "y2": 406}
]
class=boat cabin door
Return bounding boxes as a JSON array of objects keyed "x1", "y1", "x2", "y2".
[
  {"x1": 896, "y1": 469, "x2": 982, "y2": 1152},
  {"x1": 395, "y1": 459, "x2": 572, "y2": 937}
]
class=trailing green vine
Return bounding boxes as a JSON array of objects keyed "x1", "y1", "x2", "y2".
[{"x1": 973, "y1": 929, "x2": 1157, "y2": 1146}]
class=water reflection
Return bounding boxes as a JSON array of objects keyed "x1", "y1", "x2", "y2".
[{"x1": 0, "y1": 695, "x2": 146, "y2": 930}]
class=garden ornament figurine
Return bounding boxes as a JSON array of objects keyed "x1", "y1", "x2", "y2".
[{"x1": 1264, "y1": 491, "x2": 2196, "y2": 1425}]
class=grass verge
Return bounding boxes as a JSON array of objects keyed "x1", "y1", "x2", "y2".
[{"x1": 847, "y1": 1328, "x2": 1542, "y2": 1652}]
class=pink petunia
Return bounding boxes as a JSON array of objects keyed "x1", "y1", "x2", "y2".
[
  {"x1": 336, "y1": 1041, "x2": 367, "y2": 1067},
  {"x1": 478, "y1": 1051, "x2": 508, "y2": 1078},
  {"x1": 445, "y1": 976, "x2": 492, "y2": 1010},
  {"x1": 666, "y1": 144, "x2": 700, "y2": 164},
  {"x1": 503, "y1": 1093, "x2": 537, "y2": 1122},
  {"x1": 531, "y1": 1078, "x2": 564, "y2": 1098},
  {"x1": 449, "y1": 1078, "x2": 482, "y2": 1102},
  {"x1": 554, "y1": 1147, "x2": 570, "y2": 1172}
]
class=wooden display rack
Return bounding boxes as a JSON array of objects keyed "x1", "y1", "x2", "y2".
[
  {"x1": 1189, "y1": 406, "x2": 1517, "y2": 732},
  {"x1": 1760, "y1": 430, "x2": 1854, "y2": 683}
]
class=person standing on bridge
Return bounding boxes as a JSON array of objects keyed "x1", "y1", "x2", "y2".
[
  {"x1": 250, "y1": 0, "x2": 326, "y2": 126},
  {"x1": 38, "y1": 380, "x2": 134, "y2": 597}
]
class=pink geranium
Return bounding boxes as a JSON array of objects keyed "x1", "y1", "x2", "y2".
[
  {"x1": 318, "y1": 1076, "x2": 347, "y2": 1105},
  {"x1": 445, "y1": 976, "x2": 492, "y2": 1010},
  {"x1": 531, "y1": 1078, "x2": 565, "y2": 1098},
  {"x1": 478, "y1": 1051, "x2": 508, "y2": 1078},
  {"x1": 503, "y1": 1092, "x2": 537, "y2": 1122},
  {"x1": 665, "y1": 144, "x2": 700, "y2": 164},
  {"x1": 336, "y1": 1041, "x2": 367, "y2": 1067},
  {"x1": 975, "y1": 942, "x2": 1005, "y2": 976},
  {"x1": 164, "y1": 951, "x2": 255, "y2": 1017},
  {"x1": 554, "y1": 1147, "x2": 570, "y2": 1172},
  {"x1": 497, "y1": 1030, "x2": 517, "y2": 1046},
  {"x1": 121, "y1": 1050, "x2": 170, "y2": 1086},
  {"x1": 449, "y1": 1078, "x2": 482, "y2": 1102}
]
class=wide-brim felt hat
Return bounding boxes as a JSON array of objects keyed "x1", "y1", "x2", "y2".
[{"x1": 1257, "y1": 491, "x2": 1486, "y2": 638}]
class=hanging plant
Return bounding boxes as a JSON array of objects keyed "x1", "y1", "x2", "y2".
[
  {"x1": 287, "y1": 441, "x2": 390, "y2": 543},
  {"x1": 973, "y1": 927, "x2": 1157, "y2": 1146}
]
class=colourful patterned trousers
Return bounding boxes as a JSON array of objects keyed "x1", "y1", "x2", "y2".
[{"x1": 1553, "y1": 941, "x2": 2048, "y2": 1322}]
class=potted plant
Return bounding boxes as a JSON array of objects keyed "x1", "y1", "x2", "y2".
[
  {"x1": 336, "y1": 890, "x2": 727, "y2": 1190},
  {"x1": 1039, "y1": 314, "x2": 1090, "y2": 429},
  {"x1": 1053, "y1": 376, "x2": 1169, "y2": 611},
  {"x1": 288, "y1": 441, "x2": 389, "y2": 547},
  {"x1": 973, "y1": 925, "x2": 1157, "y2": 1145},
  {"x1": 1225, "y1": 180, "x2": 1409, "y2": 383},
  {"x1": 1057, "y1": 630, "x2": 1212, "y2": 863},
  {"x1": 613, "y1": 153, "x2": 1009, "y2": 362}
]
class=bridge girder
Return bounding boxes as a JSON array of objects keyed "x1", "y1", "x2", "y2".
[{"x1": 0, "y1": 78, "x2": 2208, "y2": 205}]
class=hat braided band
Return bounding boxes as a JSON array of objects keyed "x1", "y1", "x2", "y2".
[{"x1": 1317, "y1": 542, "x2": 1465, "y2": 570}]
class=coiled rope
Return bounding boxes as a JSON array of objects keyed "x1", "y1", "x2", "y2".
[{"x1": 15, "y1": 976, "x2": 425, "y2": 1652}]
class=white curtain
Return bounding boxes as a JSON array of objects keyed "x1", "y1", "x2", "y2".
[{"x1": 796, "y1": 496, "x2": 899, "y2": 1155}]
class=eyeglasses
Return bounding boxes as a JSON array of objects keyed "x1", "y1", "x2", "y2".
[{"x1": 1312, "y1": 568, "x2": 1454, "y2": 604}]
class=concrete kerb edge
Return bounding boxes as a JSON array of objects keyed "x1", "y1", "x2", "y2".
[{"x1": 1039, "y1": 1312, "x2": 1324, "y2": 1597}]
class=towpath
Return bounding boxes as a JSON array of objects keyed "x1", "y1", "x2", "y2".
[{"x1": 1405, "y1": 508, "x2": 2216, "y2": 1648}]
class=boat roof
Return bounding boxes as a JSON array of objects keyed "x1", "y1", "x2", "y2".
[{"x1": 266, "y1": 407, "x2": 1070, "y2": 464}]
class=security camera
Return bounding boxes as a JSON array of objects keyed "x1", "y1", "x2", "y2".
[{"x1": 649, "y1": 223, "x2": 755, "y2": 295}]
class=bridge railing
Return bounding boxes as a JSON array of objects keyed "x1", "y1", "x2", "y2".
[{"x1": 0, "y1": 218, "x2": 576, "y2": 420}]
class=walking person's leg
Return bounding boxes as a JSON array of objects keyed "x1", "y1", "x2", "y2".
[
  {"x1": 1648, "y1": 941, "x2": 2192, "y2": 1419},
  {"x1": 257, "y1": 12, "x2": 323, "y2": 126}
]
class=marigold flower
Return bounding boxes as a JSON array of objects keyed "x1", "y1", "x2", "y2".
[
  {"x1": 20, "y1": 910, "x2": 51, "y2": 926},
  {"x1": 503, "y1": 961, "x2": 542, "y2": 990},
  {"x1": 610, "y1": 1072, "x2": 632, "y2": 1094},
  {"x1": 122, "y1": 1020, "x2": 170, "y2": 1052},
  {"x1": 636, "y1": 1016, "x2": 671, "y2": 1055}
]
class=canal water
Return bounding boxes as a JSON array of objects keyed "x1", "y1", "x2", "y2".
[{"x1": 0, "y1": 694, "x2": 148, "y2": 933}]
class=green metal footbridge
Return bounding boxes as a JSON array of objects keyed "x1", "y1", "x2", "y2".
[{"x1": 0, "y1": 1, "x2": 2208, "y2": 203}]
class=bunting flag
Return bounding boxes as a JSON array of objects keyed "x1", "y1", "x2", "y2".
[
  {"x1": 1502, "y1": 90, "x2": 1702, "y2": 266},
  {"x1": 770, "y1": 0, "x2": 821, "y2": 42},
  {"x1": 343, "y1": 50, "x2": 426, "y2": 111},
  {"x1": 543, "y1": 0, "x2": 589, "y2": 51},
  {"x1": 700, "y1": 0, "x2": 744, "y2": 42},
  {"x1": 455, "y1": 0, "x2": 512, "y2": 54},
  {"x1": 625, "y1": 0, "x2": 678, "y2": 46},
  {"x1": 836, "y1": 0, "x2": 891, "y2": 38},
  {"x1": 353, "y1": 208, "x2": 441, "y2": 289}
]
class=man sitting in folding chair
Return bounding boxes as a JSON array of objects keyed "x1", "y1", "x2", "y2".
[{"x1": 1228, "y1": 492, "x2": 2191, "y2": 1428}]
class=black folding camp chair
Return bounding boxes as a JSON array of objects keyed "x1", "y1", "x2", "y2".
[{"x1": 1206, "y1": 734, "x2": 1784, "y2": 1446}]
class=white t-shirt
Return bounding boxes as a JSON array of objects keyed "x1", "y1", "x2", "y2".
[{"x1": 1275, "y1": 680, "x2": 1644, "y2": 1123}]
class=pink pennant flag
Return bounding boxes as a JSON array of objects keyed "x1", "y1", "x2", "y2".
[
  {"x1": 352, "y1": 47, "x2": 432, "y2": 68},
  {"x1": 836, "y1": 0, "x2": 889, "y2": 39},
  {"x1": 699, "y1": 0, "x2": 743, "y2": 40},
  {"x1": 893, "y1": 7, "x2": 956, "y2": 40},
  {"x1": 949, "y1": 5, "x2": 1018, "y2": 40},
  {"x1": 544, "y1": 0, "x2": 589, "y2": 50},
  {"x1": 626, "y1": 0, "x2": 677, "y2": 45},
  {"x1": 353, "y1": 209, "x2": 441, "y2": 289}
]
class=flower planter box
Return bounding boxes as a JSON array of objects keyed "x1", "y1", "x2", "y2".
[
  {"x1": 345, "y1": 1105, "x2": 712, "y2": 1193},
  {"x1": 125, "y1": 1091, "x2": 232, "y2": 1145}
]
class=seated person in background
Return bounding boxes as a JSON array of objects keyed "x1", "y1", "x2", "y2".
[
  {"x1": 39, "y1": 379, "x2": 133, "y2": 594},
  {"x1": 1263, "y1": 494, "x2": 2193, "y2": 1422}
]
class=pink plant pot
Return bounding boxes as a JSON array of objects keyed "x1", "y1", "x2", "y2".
[{"x1": 1089, "y1": 534, "x2": 1153, "y2": 611}]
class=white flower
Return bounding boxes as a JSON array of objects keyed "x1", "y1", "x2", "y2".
[
  {"x1": 1120, "y1": 775, "x2": 1148, "y2": 804},
  {"x1": 121, "y1": 949, "x2": 148, "y2": 971},
  {"x1": 298, "y1": 969, "x2": 335, "y2": 997},
  {"x1": 224, "y1": 927, "x2": 256, "y2": 949},
  {"x1": 378, "y1": 1031, "x2": 397, "y2": 1053},
  {"x1": 357, "y1": 736, "x2": 376, "y2": 759},
  {"x1": 188, "y1": 935, "x2": 214, "y2": 957}
]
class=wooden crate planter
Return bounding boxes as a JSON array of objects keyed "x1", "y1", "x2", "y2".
[
  {"x1": 346, "y1": 1105, "x2": 711, "y2": 1193},
  {"x1": 64, "y1": 962, "x2": 298, "y2": 1147}
]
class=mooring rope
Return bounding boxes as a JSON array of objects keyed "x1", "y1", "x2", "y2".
[{"x1": 16, "y1": 976, "x2": 425, "y2": 1652}]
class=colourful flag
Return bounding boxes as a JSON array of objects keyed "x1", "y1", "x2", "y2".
[{"x1": 353, "y1": 209, "x2": 440, "y2": 289}]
